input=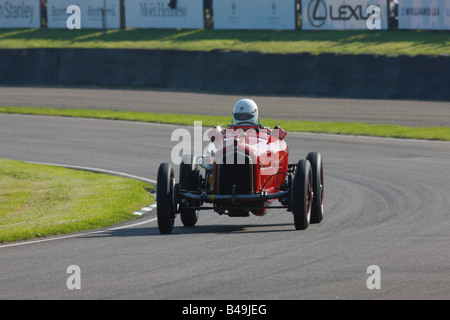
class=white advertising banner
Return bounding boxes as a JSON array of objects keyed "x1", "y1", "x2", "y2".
[
  {"x1": 125, "y1": 0, "x2": 204, "y2": 29},
  {"x1": 0, "y1": 0, "x2": 40, "y2": 28},
  {"x1": 47, "y1": 0, "x2": 120, "y2": 29},
  {"x1": 213, "y1": 0, "x2": 296, "y2": 30},
  {"x1": 301, "y1": 0, "x2": 388, "y2": 30},
  {"x1": 399, "y1": 0, "x2": 450, "y2": 30}
]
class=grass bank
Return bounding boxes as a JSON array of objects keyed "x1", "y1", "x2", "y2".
[
  {"x1": 0, "y1": 28, "x2": 449, "y2": 56},
  {"x1": 0, "y1": 159, "x2": 154, "y2": 243},
  {"x1": 1, "y1": 106, "x2": 449, "y2": 141}
]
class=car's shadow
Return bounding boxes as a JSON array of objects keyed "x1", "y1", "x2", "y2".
[
  {"x1": 169, "y1": 223, "x2": 296, "y2": 235},
  {"x1": 81, "y1": 222, "x2": 296, "y2": 239}
]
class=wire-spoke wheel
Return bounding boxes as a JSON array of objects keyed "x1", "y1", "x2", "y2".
[
  {"x1": 292, "y1": 159, "x2": 313, "y2": 230},
  {"x1": 307, "y1": 152, "x2": 324, "y2": 224},
  {"x1": 157, "y1": 163, "x2": 175, "y2": 234}
]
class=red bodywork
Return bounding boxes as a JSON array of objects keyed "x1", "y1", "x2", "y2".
[{"x1": 206, "y1": 124, "x2": 289, "y2": 216}]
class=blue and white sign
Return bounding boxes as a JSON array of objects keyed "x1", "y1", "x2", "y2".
[
  {"x1": 0, "y1": 0, "x2": 40, "y2": 28},
  {"x1": 301, "y1": 0, "x2": 388, "y2": 30},
  {"x1": 213, "y1": 0, "x2": 296, "y2": 30},
  {"x1": 47, "y1": 0, "x2": 120, "y2": 29},
  {"x1": 399, "y1": 0, "x2": 450, "y2": 30},
  {"x1": 125, "y1": 0, "x2": 204, "y2": 29}
]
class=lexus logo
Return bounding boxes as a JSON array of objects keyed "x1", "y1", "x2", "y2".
[
  {"x1": 308, "y1": 0, "x2": 327, "y2": 28},
  {"x1": 307, "y1": 0, "x2": 376, "y2": 28}
]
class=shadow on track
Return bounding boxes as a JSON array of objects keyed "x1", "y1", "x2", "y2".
[{"x1": 79, "y1": 222, "x2": 296, "y2": 239}]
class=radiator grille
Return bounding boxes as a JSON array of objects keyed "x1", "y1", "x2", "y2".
[{"x1": 218, "y1": 153, "x2": 253, "y2": 195}]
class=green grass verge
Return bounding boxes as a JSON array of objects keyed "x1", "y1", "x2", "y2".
[
  {"x1": 0, "y1": 28, "x2": 449, "y2": 56},
  {"x1": 1, "y1": 106, "x2": 449, "y2": 141},
  {"x1": 0, "y1": 159, "x2": 154, "y2": 243}
]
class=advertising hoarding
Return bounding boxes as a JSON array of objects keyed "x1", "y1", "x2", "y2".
[
  {"x1": 213, "y1": 0, "x2": 296, "y2": 30},
  {"x1": 47, "y1": 0, "x2": 120, "y2": 29},
  {"x1": 125, "y1": 0, "x2": 204, "y2": 29},
  {"x1": 0, "y1": 0, "x2": 40, "y2": 28},
  {"x1": 399, "y1": 0, "x2": 450, "y2": 30},
  {"x1": 301, "y1": 0, "x2": 388, "y2": 30}
]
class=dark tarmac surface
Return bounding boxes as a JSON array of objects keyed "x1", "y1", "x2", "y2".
[
  {"x1": 1, "y1": 113, "x2": 449, "y2": 299},
  {"x1": 1, "y1": 86, "x2": 449, "y2": 127}
]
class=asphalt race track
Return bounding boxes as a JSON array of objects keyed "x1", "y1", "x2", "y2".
[
  {"x1": 1, "y1": 86, "x2": 450, "y2": 127},
  {"x1": 1, "y1": 106, "x2": 450, "y2": 300}
]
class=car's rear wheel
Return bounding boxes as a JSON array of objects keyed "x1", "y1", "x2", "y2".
[
  {"x1": 292, "y1": 160, "x2": 313, "y2": 230},
  {"x1": 179, "y1": 154, "x2": 199, "y2": 227},
  {"x1": 306, "y1": 152, "x2": 324, "y2": 224},
  {"x1": 157, "y1": 163, "x2": 175, "y2": 234}
]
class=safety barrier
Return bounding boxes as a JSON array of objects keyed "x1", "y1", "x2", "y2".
[
  {"x1": 1, "y1": 48, "x2": 448, "y2": 100},
  {"x1": 2, "y1": 0, "x2": 448, "y2": 31}
]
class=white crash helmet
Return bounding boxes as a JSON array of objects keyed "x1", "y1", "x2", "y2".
[{"x1": 232, "y1": 99, "x2": 259, "y2": 125}]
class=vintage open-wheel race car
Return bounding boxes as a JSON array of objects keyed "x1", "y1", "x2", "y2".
[{"x1": 156, "y1": 121, "x2": 324, "y2": 234}]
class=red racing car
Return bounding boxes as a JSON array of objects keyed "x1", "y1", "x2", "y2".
[{"x1": 156, "y1": 100, "x2": 324, "y2": 234}]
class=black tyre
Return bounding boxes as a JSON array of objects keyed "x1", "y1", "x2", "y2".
[
  {"x1": 292, "y1": 160, "x2": 313, "y2": 230},
  {"x1": 179, "y1": 154, "x2": 199, "y2": 227},
  {"x1": 157, "y1": 163, "x2": 175, "y2": 234},
  {"x1": 306, "y1": 152, "x2": 324, "y2": 224}
]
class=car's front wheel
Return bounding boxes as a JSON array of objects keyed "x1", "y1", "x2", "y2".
[
  {"x1": 179, "y1": 154, "x2": 199, "y2": 227},
  {"x1": 306, "y1": 152, "x2": 324, "y2": 224},
  {"x1": 157, "y1": 163, "x2": 175, "y2": 234},
  {"x1": 292, "y1": 159, "x2": 313, "y2": 230}
]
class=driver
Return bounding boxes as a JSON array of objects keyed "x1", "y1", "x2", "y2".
[{"x1": 232, "y1": 99, "x2": 259, "y2": 126}]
